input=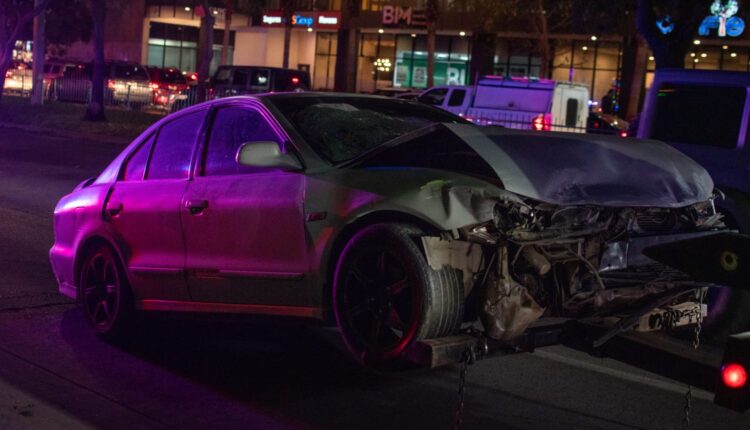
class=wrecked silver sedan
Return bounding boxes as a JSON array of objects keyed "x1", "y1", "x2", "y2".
[{"x1": 50, "y1": 93, "x2": 747, "y2": 366}]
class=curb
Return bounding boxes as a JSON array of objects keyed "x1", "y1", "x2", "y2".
[{"x1": 0, "y1": 121, "x2": 131, "y2": 146}]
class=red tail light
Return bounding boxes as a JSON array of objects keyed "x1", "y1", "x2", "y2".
[
  {"x1": 107, "y1": 79, "x2": 116, "y2": 89},
  {"x1": 291, "y1": 76, "x2": 300, "y2": 84},
  {"x1": 619, "y1": 131, "x2": 628, "y2": 138},
  {"x1": 150, "y1": 82, "x2": 160, "y2": 90},
  {"x1": 532, "y1": 114, "x2": 551, "y2": 131},
  {"x1": 722, "y1": 363, "x2": 747, "y2": 389},
  {"x1": 190, "y1": 73, "x2": 198, "y2": 81}
]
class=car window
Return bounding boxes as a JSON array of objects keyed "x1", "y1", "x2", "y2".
[
  {"x1": 203, "y1": 107, "x2": 281, "y2": 176},
  {"x1": 158, "y1": 69, "x2": 187, "y2": 84},
  {"x1": 418, "y1": 88, "x2": 448, "y2": 106},
  {"x1": 447, "y1": 89, "x2": 466, "y2": 107},
  {"x1": 147, "y1": 110, "x2": 206, "y2": 180},
  {"x1": 652, "y1": 83, "x2": 746, "y2": 149},
  {"x1": 233, "y1": 69, "x2": 249, "y2": 87},
  {"x1": 250, "y1": 70, "x2": 270, "y2": 89},
  {"x1": 565, "y1": 98, "x2": 579, "y2": 127},
  {"x1": 214, "y1": 67, "x2": 232, "y2": 84},
  {"x1": 113, "y1": 64, "x2": 148, "y2": 80},
  {"x1": 64, "y1": 65, "x2": 88, "y2": 78},
  {"x1": 123, "y1": 134, "x2": 155, "y2": 181}
]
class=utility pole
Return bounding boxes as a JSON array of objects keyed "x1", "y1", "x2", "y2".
[{"x1": 30, "y1": 0, "x2": 46, "y2": 105}]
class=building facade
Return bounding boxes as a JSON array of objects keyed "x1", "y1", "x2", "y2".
[{"x1": 11, "y1": 0, "x2": 750, "y2": 118}]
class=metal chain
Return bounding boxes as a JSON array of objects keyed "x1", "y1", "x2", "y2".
[
  {"x1": 682, "y1": 385, "x2": 693, "y2": 429},
  {"x1": 682, "y1": 290, "x2": 705, "y2": 429},
  {"x1": 453, "y1": 346, "x2": 476, "y2": 430}
]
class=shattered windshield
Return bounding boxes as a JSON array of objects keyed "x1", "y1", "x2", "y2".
[{"x1": 269, "y1": 96, "x2": 466, "y2": 163}]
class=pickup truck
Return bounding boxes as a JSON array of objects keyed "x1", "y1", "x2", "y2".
[{"x1": 418, "y1": 76, "x2": 590, "y2": 132}]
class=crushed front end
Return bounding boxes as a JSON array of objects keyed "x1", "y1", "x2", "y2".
[{"x1": 423, "y1": 191, "x2": 743, "y2": 343}]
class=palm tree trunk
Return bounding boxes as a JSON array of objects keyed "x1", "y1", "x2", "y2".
[{"x1": 85, "y1": 0, "x2": 106, "y2": 122}]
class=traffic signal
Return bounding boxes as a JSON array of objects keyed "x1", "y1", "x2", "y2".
[{"x1": 714, "y1": 332, "x2": 750, "y2": 412}]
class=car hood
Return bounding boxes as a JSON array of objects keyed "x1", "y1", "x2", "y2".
[{"x1": 424, "y1": 124, "x2": 712, "y2": 208}]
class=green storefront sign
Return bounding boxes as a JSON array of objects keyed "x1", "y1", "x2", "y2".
[{"x1": 394, "y1": 53, "x2": 468, "y2": 88}]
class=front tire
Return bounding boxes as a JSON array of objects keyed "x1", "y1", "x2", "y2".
[
  {"x1": 333, "y1": 223, "x2": 463, "y2": 366},
  {"x1": 79, "y1": 244, "x2": 135, "y2": 341}
]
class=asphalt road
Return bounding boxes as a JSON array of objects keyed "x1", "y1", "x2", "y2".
[{"x1": 0, "y1": 127, "x2": 749, "y2": 430}]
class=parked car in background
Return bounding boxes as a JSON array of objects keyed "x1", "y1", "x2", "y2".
[
  {"x1": 4, "y1": 61, "x2": 32, "y2": 93},
  {"x1": 147, "y1": 67, "x2": 190, "y2": 107},
  {"x1": 210, "y1": 66, "x2": 310, "y2": 97},
  {"x1": 586, "y1": 111, "x2": 629, "y2": 137},
  {"x1": 53, "y1": 61, "x2": 152, "y2": 107},
  {"x1": 419, "y1": 76, "x2": 590, "y2": 132}
]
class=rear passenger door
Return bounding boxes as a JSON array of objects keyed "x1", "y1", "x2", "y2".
[{"x1": 104, "y1": 109, "x2": 208, "y2": 302}]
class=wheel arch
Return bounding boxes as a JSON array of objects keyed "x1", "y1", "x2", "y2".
[
  {"x1": 320, "y1": 210, "x2": 444, "y2": 323},
  {"x1": 73, "y1": 234, "x2": 128, "y2": 302}
]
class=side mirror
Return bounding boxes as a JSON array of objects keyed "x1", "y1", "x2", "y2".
[{"x1": 236, "y1": 141, "x2": 302, "y2": 171}]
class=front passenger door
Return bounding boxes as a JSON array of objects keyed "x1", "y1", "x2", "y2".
[{"x1": 182, "y1": 104, "x2": 310, "y2": 307}]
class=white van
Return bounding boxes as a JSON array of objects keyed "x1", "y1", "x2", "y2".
[{"x1": 418, "y1": 76, "x2": 590, "y2": 132}]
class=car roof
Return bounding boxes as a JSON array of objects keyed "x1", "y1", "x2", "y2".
[{"x1": 260, "y1": 92, "x2": 402, "y2": 102}]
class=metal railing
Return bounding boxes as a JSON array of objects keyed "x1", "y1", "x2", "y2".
[
  {"x1": 2, "y1": 78, "x2": 630, "y2": 138},
  {"x1": 3, "y1": 75, "x2": 201, "y2": 115}
]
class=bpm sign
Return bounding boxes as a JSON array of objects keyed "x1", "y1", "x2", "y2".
[{"x1": 382, "y1": 6, "x2": 427, "y2": 27}]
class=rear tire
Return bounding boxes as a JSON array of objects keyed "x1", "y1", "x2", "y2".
[
  {"x1": 332, "y1": 223, "x2": 463, "y2": 366},
  {"x1": 79, "y1": 244, "x2": 135, "y2": 342}
]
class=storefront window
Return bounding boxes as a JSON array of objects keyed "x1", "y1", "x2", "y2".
[
  {"x1": 391, "y1": 34, "x2": 470, "y2": 89},
  {"x1": 493, "y1": 39, "x2": 543, "y2": 78},
  {"x1": 314, "y1": 32, "x2": 337, "y2": 90},
  {"x1": 147, "y1": 22, "x2": 233, "y2": 75}
]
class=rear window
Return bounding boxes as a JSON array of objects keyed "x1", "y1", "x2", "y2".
[
  {"x1": 158, "y1": 69, "x2": 187, "y2": 84},
  {"x1": 114, "y1": 64, "x2": 148, "y2": 80},
  {"x1": 651, "y1": 83, "x2": 746, "y2": 148},
  {"x1": 214, "y1": 67, "x2": 233, "y2": 84},
  {"x1": 64, "y1": 65, "x2": 89, "y2": 78}
]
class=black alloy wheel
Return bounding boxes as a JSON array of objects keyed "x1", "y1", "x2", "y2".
[
  {"x1": 333, "y1": 223, "x2": 463, "y2": 366},
  {"x1": 80, "y1": 245, "x2": 134, "y2": 340}
]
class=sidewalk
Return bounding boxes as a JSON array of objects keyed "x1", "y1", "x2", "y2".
[
  {"x1": 0, "y1": 96, "x2": 162, "y2": 146},
  {"x1": 0, "y1": 374, "x2": 94, "y2": 430}
]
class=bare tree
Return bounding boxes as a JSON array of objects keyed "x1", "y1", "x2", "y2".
[
  {"x1": 30, "y1": 0, "x2": 45, "y2": 105},
  {"x1": 0, "y1": 0, "x2": 52, "y2": 103},
  {"x1": 195, "y1": 0, "x2": 215, "y2": 103},
  {"x1": 84, "y1": 0, "x2": 105, "y2": 121},
  {"x1": 281, "y1": 0, "x2": 294, "y2": 69},
  {"x1": 334, "y1": 0, "x2": 359, "y2": 92},
  {"x1": 426, "y1": 0, "x2": 438, "y2": 87},
  {"x1": 220, "y1": 0, "x2": 233, "y2": 66}
]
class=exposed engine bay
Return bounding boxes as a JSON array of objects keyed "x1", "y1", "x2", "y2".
[{"x1": 423, "y1": 192, "x2": 726, "y2": 341}]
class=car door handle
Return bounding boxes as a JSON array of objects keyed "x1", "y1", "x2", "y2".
[
  {"x1": 185, "y1": 199, "x2": 208, "y2": 214},
  {"x1": 106, "y1": 201, "x2": 123, "y2": 217}
]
